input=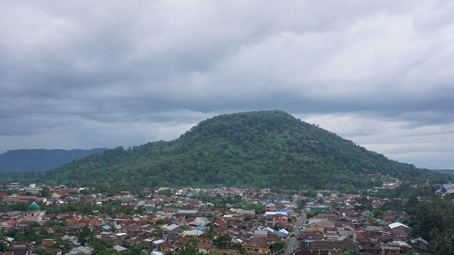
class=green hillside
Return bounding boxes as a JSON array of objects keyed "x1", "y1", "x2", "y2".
[{"x1": 36, "y1": 110, "x2": 443, "y2": 192}]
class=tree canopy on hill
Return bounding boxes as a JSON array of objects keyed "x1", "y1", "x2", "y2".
[{"x1": 14, "y1": 110, "x2": 446, "y2": 192}]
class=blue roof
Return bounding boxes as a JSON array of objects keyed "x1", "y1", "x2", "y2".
[
  {"x1": 196, "y1": 226, "x2": 205, "y2": 231},
  {"x1": 275, "y1": 210, "x2": 291, "y2": 214},
  {"x1": 102, "y1": 225, "x2": 112, "y2": 230},
  {"x1": 266, "y1": 203, "x2": 276, "y2": 206},
  {"x1": 273, "y1": 231, "x2": 287, "y2": 237}
]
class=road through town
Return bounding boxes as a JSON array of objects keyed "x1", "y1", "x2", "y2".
[{"x1": 284, "y1": 211, "x2": 306, "y2": 255}]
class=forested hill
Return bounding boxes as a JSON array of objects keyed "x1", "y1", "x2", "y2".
[
  {"x1": 0, "y1": 148, "x2": 106, "y2": 172},
  {"x1": 39, "y1": 110, "x2": 443, "y2": 192}
]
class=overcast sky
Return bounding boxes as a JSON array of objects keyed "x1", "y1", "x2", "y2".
[{"x1": 1, "y1": 1, "x2": 453, "y2": 169}]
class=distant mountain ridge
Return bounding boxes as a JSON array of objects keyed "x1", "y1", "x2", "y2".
[
  {"x1": 37, "y1": 110, "x2": 445, "y2": 192},
  {"x1": 432, "y1": 169, "x2": 454, "y2": 176},
  {"x1": 0, "y1": 148, "x2": 106, "y2": 172}
]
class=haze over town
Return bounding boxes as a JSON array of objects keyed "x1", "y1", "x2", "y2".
[{"x1": 1, "y1": 1, "x2": 453, "y2": 169}]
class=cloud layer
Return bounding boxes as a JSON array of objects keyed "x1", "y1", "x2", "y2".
[{"x1": 1, "y1": 1, "x2": 453, "y2": 168}]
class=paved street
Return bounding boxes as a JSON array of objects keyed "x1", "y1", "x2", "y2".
[{"x1": 283, "y1": 210, "x2": 306, "y2": 255}]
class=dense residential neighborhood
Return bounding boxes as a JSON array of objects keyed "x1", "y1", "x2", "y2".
[{"x1": 0, "y1": 181, "x2": 443, "y2": 255}]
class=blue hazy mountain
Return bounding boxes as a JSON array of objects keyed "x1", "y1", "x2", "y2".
[{"x1": 0, "y1": 148, "x2": 106, "y2": 172}]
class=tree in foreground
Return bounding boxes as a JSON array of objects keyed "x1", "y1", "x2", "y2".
[{"x1": 176, "y1": 236, "x2": 200, "y2": 255}]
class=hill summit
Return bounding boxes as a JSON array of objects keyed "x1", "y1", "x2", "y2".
[{"x1": 42, "y1": 110, "x2": 441, "y2": 192}]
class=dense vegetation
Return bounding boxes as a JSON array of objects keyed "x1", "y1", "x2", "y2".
[
  {"x1": 5, "y1": 110, "x2": 446, "y2": 192},
  {"x1": 371, "y1": 195, "x2": 454, "y2": 254},
  {"x1": 0, "y1": 148, "x2": 106, "y2": 172}
]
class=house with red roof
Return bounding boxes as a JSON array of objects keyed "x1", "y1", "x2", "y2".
[{"x1": 52, "y1": 190, "x2": 71, "y2": 198}]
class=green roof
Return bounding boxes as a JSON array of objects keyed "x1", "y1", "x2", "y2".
[
  {"x1": 363, "y1": 211, "x2": 374, "y2": 217},
  {"x1": 28, "y1": 201, "x2": 41, "y2": 211}
]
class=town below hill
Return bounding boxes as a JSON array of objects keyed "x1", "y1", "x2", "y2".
[
  {"x1": 1, "y1": 181, "x2": 454, "y2": 254},
  {"x1": 1, "y1": 111, "x2": 452, "y2": 254}
]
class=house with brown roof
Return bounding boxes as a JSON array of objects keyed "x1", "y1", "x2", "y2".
[
  {"x1": 243, "y1": 238, "x2": 271, "y2": 255},
  {"x1": 294, "y1": 247, "x2": 329, "y2": 255},
  {"x1": 197, "y1": 241, "x2": 213, "y2": 254},
  {"x1": 308, "y1": 237, "x2": 359, "y2": 253}
]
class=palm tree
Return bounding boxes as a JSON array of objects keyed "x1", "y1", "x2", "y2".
[
  {"x1": 447, "y1": 231, "x2": 454, "y2": 255},
  {"x1": 153, "y1": 226, "x2": 164, "y2": 234},
  {"x1": 429, "y1": 228, "x2": 440, "y2": 253}
]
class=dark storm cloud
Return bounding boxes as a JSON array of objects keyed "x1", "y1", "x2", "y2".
[{"x1": 1, "y1": 0, "x2": 454, "y2": 167}]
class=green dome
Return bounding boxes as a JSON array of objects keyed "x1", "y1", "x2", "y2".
[{"x1": 28, "y1": 202, "x2": 41, "y2": 211}]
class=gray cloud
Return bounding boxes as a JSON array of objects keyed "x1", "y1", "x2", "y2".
[{"x1": 1, "y1": 0, "x2": 454, "y2": 168}]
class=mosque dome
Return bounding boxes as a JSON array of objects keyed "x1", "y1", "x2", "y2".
[{"x1": 28, "y1": 201, "x2": 41, "y2": 211}]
